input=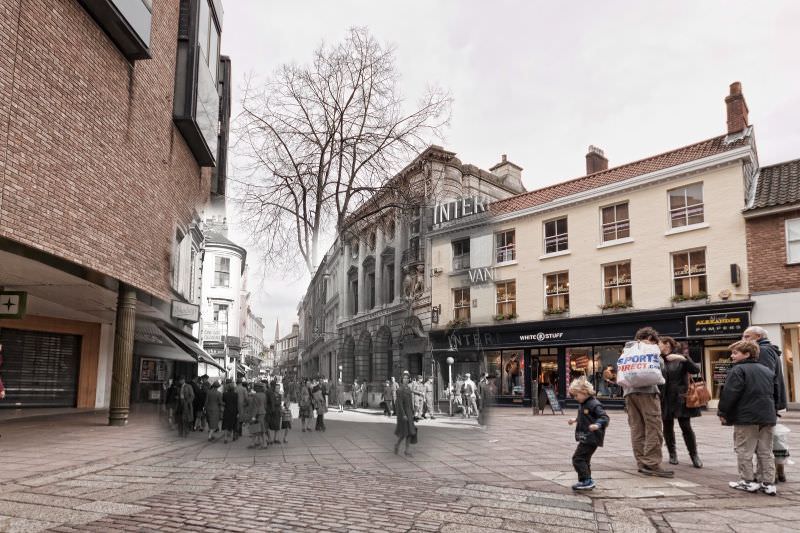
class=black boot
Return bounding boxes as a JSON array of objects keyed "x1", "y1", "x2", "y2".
[
  {"x1": 668, "y1": 450, "x2": 679, "y2": 465},
  {"x1": 690, "y1": 454, "x2": 703, "y2": 468}
]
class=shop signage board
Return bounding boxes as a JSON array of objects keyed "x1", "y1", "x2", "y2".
[
  {"x1": 712, "y1": 360, "x2": 733, "y2": 387},
  {"x1": 543, "y1": 386, "x2": 563, "y2": 414},
  {"x1": 686, "y1": 311, "x2": 750, "y2": 338},
  {"x1": 140, "y1": 358, "x2": 169, "y2": 383},
  {"x1": 468, "y1": 267, "x2": 496, "y2": 284},
  {"x1": 0, "y1": 291, "x2": 27, "y2": 319},
  {"x1": 171, "y1": 300, "x2": 200, "y2": 323}
]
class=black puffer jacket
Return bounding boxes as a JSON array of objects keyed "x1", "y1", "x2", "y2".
[
  {"x1": 660, "y1": 355, "x2": 702, "y2": 420},
  {"x1": 757, "y1": 339, "x2": 787, "y2": 411},
  {"x1": 717, "y1": 359, "x2": 778, "y2": 426},
  {"x1": 574, "y1": 396, "x2": 610, "y2": 447}
]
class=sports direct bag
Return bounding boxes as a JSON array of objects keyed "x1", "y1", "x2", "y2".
[{"x1": 616, "y1": 341, "x2": 665, "y2": 389}]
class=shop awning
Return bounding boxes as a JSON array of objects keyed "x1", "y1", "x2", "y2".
[
  {"x1": 134, "y1": 321, "x2": 196, "y2": 363},
  {"x1": 160, "y1": 325, "x2": 227, "y2": 373},
  {"x1": 236, "y1": 362, "x2": 247, "y2": 375}
]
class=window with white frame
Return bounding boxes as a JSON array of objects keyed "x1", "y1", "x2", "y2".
[
  {"x1": 668, "y1": 183, "x2": 704, "y2": 228},
  {"x1": 544, "y1": 272, "x2": 569, "y2": 312},
  {"x1": 601, "y1": 202, "x2": 630, "y2": 242},
  {"x1": 496, "y1": 280, "x2": 516, "y2": 316},
  {"x1": 544, "y1": 217, "x2": 568, "y2": 254},
  {"x1": 453, "y1": 288, "x2": 471, "y2": 321},
  {"x1": 787, "y1": 218, "x2": 800, "y2": 264},
  {"x1": 214, "y1": 256, "x2": 230, "y2": 287},
  {"x1": 672, "y1": 249, "x2": 707, "y2": 298},
  {"x1": 603, "y1": 261, "x2": 632, "y2": 306},
  {"x1": 496, "y1": 230, "x2": 516, "y2": 263},
  {"x1": 452, "y1": 238, "x2": 470, "y2": 270}
]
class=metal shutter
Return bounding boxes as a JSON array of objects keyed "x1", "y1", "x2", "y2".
[{"x1": 0, "y1": 329, "x2": 81, "y2": 407}]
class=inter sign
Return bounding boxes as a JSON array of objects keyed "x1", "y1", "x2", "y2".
[{"x1": 432, "y1": 196, "x2": 488, "y2": 225}]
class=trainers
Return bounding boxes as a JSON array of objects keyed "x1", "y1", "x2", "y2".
[
  {"x1": 572, "y1": 479, "x2": 596, "y2": 491},
  {"x1": 760, "y1": 482, "x2": 777, "y2": 496},
  {"x1": 638, "y1": 466, "x2": 675, "y2": 478},
  {"x1": 728, "y1": 480, "x2": 760, "y2": 492}
]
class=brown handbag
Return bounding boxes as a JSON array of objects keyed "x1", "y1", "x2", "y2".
[{"x1": 685, "y1": 377, "x2": 711, "y2": 408}]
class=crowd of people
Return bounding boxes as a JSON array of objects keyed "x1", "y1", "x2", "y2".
[{"x1": 567, "y1": 326, "x2": 788, "y2": 495}]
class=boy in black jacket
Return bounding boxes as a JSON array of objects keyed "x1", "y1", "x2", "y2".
[
  {"x1": 718, "y1": 340, "x2": 779, "y2": 496},
  {"x1": 568, "y1": 377, "x2": 610, "y2": 490}
]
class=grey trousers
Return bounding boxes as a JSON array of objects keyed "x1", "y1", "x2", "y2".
[{"x1": 733, "y1": 424, "x2": 775, "y2": 483}]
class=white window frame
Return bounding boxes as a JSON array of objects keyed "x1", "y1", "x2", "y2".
[
  {"x1": 600, "y1": 202, "x2": 630, "y2": 243},
  {"x1": 668, "y1": 182, "x2": 705, "y2": 229},
  {"x1": 496, "y1": 280, "x2": 517, "y2": 316},
  {"x1": 496, "y1": 230, "x2": 516, "y2": 264},
  {"x1": 453, "y1": 287, "x2": 471, "y2": 321},
  {"x1": 602, "y1": 261, "x2": 632, "y2": 306},
  {"x1": 544, "y1": 271, "x2": 569, "y2": 312},
  {"x1": 214, "y1": 255, "x2": 231, "y2": 287},
  {"x1": 543, "y1": 216, "x2": 568, "y2": 255},
  {"x1": 787, "y1": 218, "x2": 800, "y2": 264},
  {"x1": 671, "y1": 248, "x2": 707, "y2": 298}
]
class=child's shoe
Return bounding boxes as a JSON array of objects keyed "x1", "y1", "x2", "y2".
[
  {"x1": 728, "y1": 480, "x2": 760, "y2": 492},
  {"x1": 760, "y1": 482, "x2": 777, "y2": 496},
  {"x1": 571, "y1": 479, "x2": 595, "y2": 491}
]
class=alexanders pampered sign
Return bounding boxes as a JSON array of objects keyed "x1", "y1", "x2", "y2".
[{"x1": 686, "y1": 311, "x2": 750, "y2": 338}]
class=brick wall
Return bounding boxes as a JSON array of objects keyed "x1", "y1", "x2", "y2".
[
  {"x1": 0, "y1": 0, "x2": 211, "y2": 301},
  {"x1": 746, "y1": 208, "x2": 800, "y2": 292}
]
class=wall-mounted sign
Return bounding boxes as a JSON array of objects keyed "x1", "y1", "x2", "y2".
[
  {"x1": 432, "y1": 196, "x2": 488, "y2": 225},
  {"x1": 171, "y1": 300, "x2": 200, "y2": 323},
  {"x1": 686, "y1": 311, "x2": 750, "y2": 338},
  {"x1": 468, "y1": 267, "x2": 496, "y2": 284},
  {"x1": 519, "y1": 331, "x2": 565, "y2": 342},
  {"x1": 140, "y1": 358, "x2": 169, "y2": 383},
  {"x1": 0, "y1": 291, "x2": 27, "y2": 319}
]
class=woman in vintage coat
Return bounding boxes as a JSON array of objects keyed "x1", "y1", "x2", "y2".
[
  {"x1": 311, "y1": 378, "x2": 327, "y2": 431},
  {"x1": 659, "y1": 336, "x2": 703, "y2": 468},
  {"x1": 266, "y1": 381, "x2": 283, "y2": 444},
  {"x1": 204, "y1": 381, "x2": 223, "y2": 441},
  {"x1": 221, "y1": 381, "x2": 238, "y2": 444},
  {"x1": 298, "y1": 379, "x2": 313, "y2": 431},
  {"x1": 394, "y1": 372, "x2": 417, "y2": 457}
]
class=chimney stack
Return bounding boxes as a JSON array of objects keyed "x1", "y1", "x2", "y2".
[
  {"x1": 585, "y1": 145, "x2": 608, "y2": 175},
  {"x1": 725, "y1": 81, "x2": 749, "y2": 134}
]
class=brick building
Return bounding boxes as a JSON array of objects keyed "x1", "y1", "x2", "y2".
[
  {"x1": 745, "y1": 158, "x2": 800, "y2": 405},
  {"x1": 0, "y1": 0, "x2": 228, "y2": 423}
]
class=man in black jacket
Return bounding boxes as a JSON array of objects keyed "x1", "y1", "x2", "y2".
[
  {"x1": 743, "y1": 326, "x2": 787, "y2": 411},
  {"x1": 718, "y1": 340, "x2": 779, "y2": 496}
]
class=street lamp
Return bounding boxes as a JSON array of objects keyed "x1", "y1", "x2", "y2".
[
  {"x1": 338, "y1": 364, "x2": 343, "y2": 383},
  {"x1": 446, "y1": 356, "x2": 454, "y2": 416}
]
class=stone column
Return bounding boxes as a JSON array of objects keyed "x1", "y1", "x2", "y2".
[
  {"x1": 375, "y1": 227, "x2": 384, "y2": 307},
  {"x1": 342, "y1": 243, "x2": 351, "y2": 318},
  {"x1": 393, "y1": 211, "x2": 405, "y2": 304},
  {"x1": 357, "y1": 238, "x2": 366, "y2": 313},
  {"x1": 108, "y1": 284, "x2": 137, "y2": 426}
]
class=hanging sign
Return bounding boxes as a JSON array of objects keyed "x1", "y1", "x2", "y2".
[
  {"x1": 0, "y1": 291, "x2": 27, "y2": 319},
  {"x1": 171, "y1": 300, "x2": 200, "y2": 323}
]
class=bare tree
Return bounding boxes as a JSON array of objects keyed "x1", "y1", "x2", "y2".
[{"x1": 232, "y1": 27, "x2": 452, "y2": 275}]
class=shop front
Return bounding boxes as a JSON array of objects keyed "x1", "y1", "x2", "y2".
[{"x1": 430, "y1": 301, "x2": 752, "y2": 409}]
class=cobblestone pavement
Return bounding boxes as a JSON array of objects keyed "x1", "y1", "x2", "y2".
[{"x1": 0, "y1": 407, "x2": 799, "y2": 532}]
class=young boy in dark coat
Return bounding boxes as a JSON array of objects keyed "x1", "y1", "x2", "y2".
[
  {"x1": 718, "y1": 340, "x2": 779, "y2": 496},
  {"x1": 568, "y1": 377, "x2": 610, "y2": 491}
]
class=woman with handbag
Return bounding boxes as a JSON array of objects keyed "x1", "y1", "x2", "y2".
[{"x1": 659, "y1": 336, "x2": 703, "y2": 468}]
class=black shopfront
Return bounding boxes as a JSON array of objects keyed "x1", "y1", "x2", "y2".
[{"x1": 430, "y1": 301, "x2": 753, "y2": 409}]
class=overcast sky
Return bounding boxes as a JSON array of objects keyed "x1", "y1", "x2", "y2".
[{"x1": 220, "y1": 1, "x2": 800, "y2": 341}]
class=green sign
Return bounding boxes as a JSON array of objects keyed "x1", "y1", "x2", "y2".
[{"x1": 0, "y1": 291, "x2": 26, "y2": 319}]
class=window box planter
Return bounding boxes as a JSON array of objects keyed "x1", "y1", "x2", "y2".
[
  {"x1": 493, "y1": 313, "x2": 518, "y2": 322},
  {"x1": 671, "y1": 293, "x2": 708, "y2": 307},
  {"x1": 600, "y1": 302, "x2": 633, "y2": 314},
  {"x1": 543, "y1": 308, "x2": 569, "y2": 319},
  {"x1": 445, "y1": 318, "x2": 470, "y2": 331}
]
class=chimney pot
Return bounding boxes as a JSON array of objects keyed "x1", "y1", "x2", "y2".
[
  {"x1": 725, "y1": 81, "x2": 749, "y2": 134},
  {"x1": 501, "y1": 154, "x2": 507, "y2": 162},
  {"x1": 585, "y1": 146, "x2": 608, "y2": 175}
]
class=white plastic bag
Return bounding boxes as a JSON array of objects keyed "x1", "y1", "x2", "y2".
[
  {"x1": 774, "y1": 423, "x2": 791, "y2": 464},
  {"x1": 616, "y1": 341, "x2": 665, "y2": 389}
]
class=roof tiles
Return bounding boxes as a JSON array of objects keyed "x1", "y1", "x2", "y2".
[
  {"x1": 748, "y1": 158, "x2": 800, "y2": 210},
  {"x1": 490, "y1": 134, "x2": 750, "y2": 216}
]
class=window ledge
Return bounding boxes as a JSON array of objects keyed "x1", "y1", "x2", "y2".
[
  {"x1": 597, "y1": 237, "x2": 634, "y2": 249},
  {"x1": 539, "y1": 250, "x2": 571, "y2": 260},
  {"x1": 665, "y1": 222, "x2": 709, "y2": 236},
  {"x1": 495, "y1": 260, "x2": 518, "y2": 267}
]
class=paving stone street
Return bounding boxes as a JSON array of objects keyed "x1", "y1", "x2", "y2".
[{"x1": 1, "y1": 407, "x2": 799, "y2": 532}]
